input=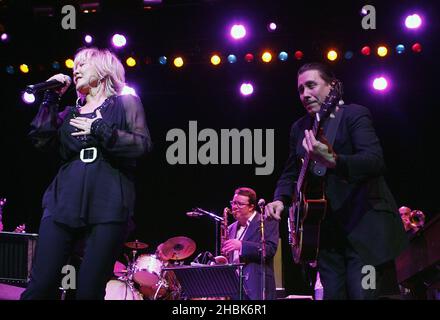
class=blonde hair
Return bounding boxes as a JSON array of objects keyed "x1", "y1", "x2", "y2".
[{"x1": 74, "y1": 47, "x2": 125, "y2": 97}]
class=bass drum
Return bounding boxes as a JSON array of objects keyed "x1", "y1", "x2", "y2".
[
  {"x1": 105, "y1": 280, "x2": 143, "y2": 300},
  {"x1": 133, "y1": 254, "x2": 163, "y2": 288}
]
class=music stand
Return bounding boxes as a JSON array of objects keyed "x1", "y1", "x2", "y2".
[{"x1": 163, "y1": 264, "x2": 245, "y2": 300}]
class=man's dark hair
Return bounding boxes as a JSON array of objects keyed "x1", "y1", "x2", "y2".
[
  {"x1": 234, "y1": 187, "x2": 257, "y2": 207},
  {"x1": 297, "y1": 62, "x2": 336, "y2": 84}
]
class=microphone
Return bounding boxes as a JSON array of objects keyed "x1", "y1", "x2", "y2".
[
  {"x1": 258, "y1": 199, "x2": 266, "y2": 217},
  {"x1": 186, "y1": 211, "x2": 204, "y2": 218},
  {"x1": 25, "y1": 76, "x2": 72, "y2": 94}
]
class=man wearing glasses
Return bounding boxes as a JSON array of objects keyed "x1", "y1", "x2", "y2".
[{"x1": 221, "y1": 187, "x2": 279, "y2": 300}]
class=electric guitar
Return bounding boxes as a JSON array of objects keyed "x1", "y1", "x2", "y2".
[{"x1": 288, "y1": 80, "x2": 342, "y2": 264}]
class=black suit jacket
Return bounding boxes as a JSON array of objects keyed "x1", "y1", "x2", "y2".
[
  {"x1": 228, "y1": 213, "x2": 279, "y2": 300},
  {"x1": 274, "y1": 104, "x2": 408, "y2": 266}
]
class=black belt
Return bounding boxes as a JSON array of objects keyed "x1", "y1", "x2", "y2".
[
  {"x1": 66, "y1": 147, "x2": 102, "y2": 164},
  {"x1": 65, "y1": 149, "x2": 135, "y2": 181},
  {"x1": 68, "y1": 148, "x2": 126, "y2": 170}
]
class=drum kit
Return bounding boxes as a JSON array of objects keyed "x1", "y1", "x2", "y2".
[{"x1": 105, "y1": 236, "x2": 196, "y2": 300}]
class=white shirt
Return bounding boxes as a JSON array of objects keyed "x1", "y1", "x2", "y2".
[{"x1": 232, "y1": 211, "x2": 257, "y2": 263}]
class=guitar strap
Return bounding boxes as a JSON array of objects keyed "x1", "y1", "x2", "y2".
[{"x1": 312, "y1": 105, "x2": 345, "y2": 177}]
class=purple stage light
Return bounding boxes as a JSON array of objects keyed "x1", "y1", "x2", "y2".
[
  {"x1": 84, "y1": 35, "x2": 93, "y2": 44},
  {"x1": 405, "y1": 14, "x2": 422, "y2": 29},
  {"x1": 230, "y1": 24, "x2": 246, "y2": 40},
  {"x1": 372, "y1": 77, "x2": 388, "y2": 91},
  {"x1": 1, "y1": 33, "x2": 8, "y2": 41},
  {"x1": 121, "y1": 85, "x2": 137, "y2": 96},
  {"x1": 268, "y1": 22, "x2": 277, "y2": 31},
  {"x1": 112, "y1": 34, "x2": 127, "y2": 48},
  {"x1": 240, "y1": 82, "x2": 254, "y2": 96},
  {"x1": 22, "y1": 92, "x2": 35, "y2": 104}
]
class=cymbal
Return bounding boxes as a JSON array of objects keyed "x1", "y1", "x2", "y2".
[
  {"x1": 156, "y1": 243, "x2": 169, "y2": 261},
  {"x1": 125, "y1": 240, "x2": 149, "y2": 250},
  {"x1": 161, "y1": 236, "x2": 196, "y2": 261}
]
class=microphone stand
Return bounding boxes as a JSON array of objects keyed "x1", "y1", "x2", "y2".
[
  {"x1": 258, "y1": 202, "x2": 267, "y2": 300},
  {"x1": 193, "y1": 207, "x2": 224, "y2": 257}
]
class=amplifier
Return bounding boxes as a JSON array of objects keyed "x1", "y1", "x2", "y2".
[{"x1": 0, "y1": 231, "x2": 38, "y2": 286}]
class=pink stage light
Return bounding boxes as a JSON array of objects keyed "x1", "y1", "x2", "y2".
[
  {"x1": 268, "y1": 22, "x2": 277, "y2": 31},
  {"x1": 240, "y1": 82, "x2": 254, "y2": 96},
  {"x1": 230, "y1": 24, "x2": 246, "y2": 40},
  {"x1": 112, "y1": 34, "x2": 127, "y2": 48},
  {"x1": 372, "y1": 77, "x2": 388, "y2": 91},
  {"x1": 405, "y1": 14, "x2": 422, "y2": 29},
  {"x1": 84, "y1": 35, "x2": 93, "y2": 44}
]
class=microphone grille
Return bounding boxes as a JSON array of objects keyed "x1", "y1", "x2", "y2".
[{"x1": 65, "y1": 75, "x2": 72, "y2": 84}]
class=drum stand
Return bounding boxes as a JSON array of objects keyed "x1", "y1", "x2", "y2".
[
  {"x1": 116, "y1": 249, "x2": 142, "y2": 299},
  {"x1": 153, "y1": 261, "x2": 183, "y2": 300},
  {"x1": 153, "y1": 272, "x2": 168, "y2": 300}
]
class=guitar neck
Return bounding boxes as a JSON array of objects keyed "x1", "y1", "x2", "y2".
[{"x1": 295, "y1": 117, "x2": 321, "y2": 196}]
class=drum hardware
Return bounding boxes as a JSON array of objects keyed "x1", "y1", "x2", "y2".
[
  {"x1": 106, "y1": 256, "x2": 141, "y2": 300},
  {"x1": 105, "y1": 279, "x2": 143, "y2": 300},
  {"x1": 106, "y1": 238, "x2": 192, "y2": 300},
  {"x1": 105, "y1": 240, "x2": 148, "y2": 300},
  {"x1": 125, "y1": 240, "x2": 149, "y2": 250},
  {"x1": 133, "y1": 235, "x2": 196, "y2": 299}
]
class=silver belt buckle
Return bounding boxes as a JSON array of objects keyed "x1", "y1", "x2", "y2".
[{"x1": 80, "y1": 147, "x2": 97, "y2": 163}]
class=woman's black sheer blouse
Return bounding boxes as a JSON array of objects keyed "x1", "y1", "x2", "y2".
[{"x1": 29, "y1": 91, "x2": 152, "y2": 227}]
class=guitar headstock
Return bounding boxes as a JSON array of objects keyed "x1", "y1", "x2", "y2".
[{"x1": 318, "y1": 79, "x2": 343, "y2": 120}]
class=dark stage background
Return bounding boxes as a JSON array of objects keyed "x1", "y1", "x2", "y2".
[{"x1": 0, "y1": 0, "x2": 439, "y2": 295}]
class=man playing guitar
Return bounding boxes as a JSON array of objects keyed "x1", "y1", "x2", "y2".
[{"x1": 266, "y1": 63, "x2": 408, "y2": 299}]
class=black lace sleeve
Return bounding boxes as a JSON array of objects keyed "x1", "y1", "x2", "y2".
[
  {"x1": 28, "y1": 90, "x2": 69, "y2": 151},
  {"x1": 91, "y1": 95, "x2": 152, "y2": 158}
]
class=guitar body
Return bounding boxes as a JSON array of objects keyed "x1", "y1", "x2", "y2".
[{"x1": 289, "y1": 180, "x2": 327, "y2": 264}]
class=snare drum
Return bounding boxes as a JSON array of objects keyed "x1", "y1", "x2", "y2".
[{"x1": 105, "y1": 280, "x2": 143, "y2": 300}]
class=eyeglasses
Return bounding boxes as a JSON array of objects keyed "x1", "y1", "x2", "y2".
[{"x1": 229, "y1": 200, "x2": 250, "y2": 208}]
